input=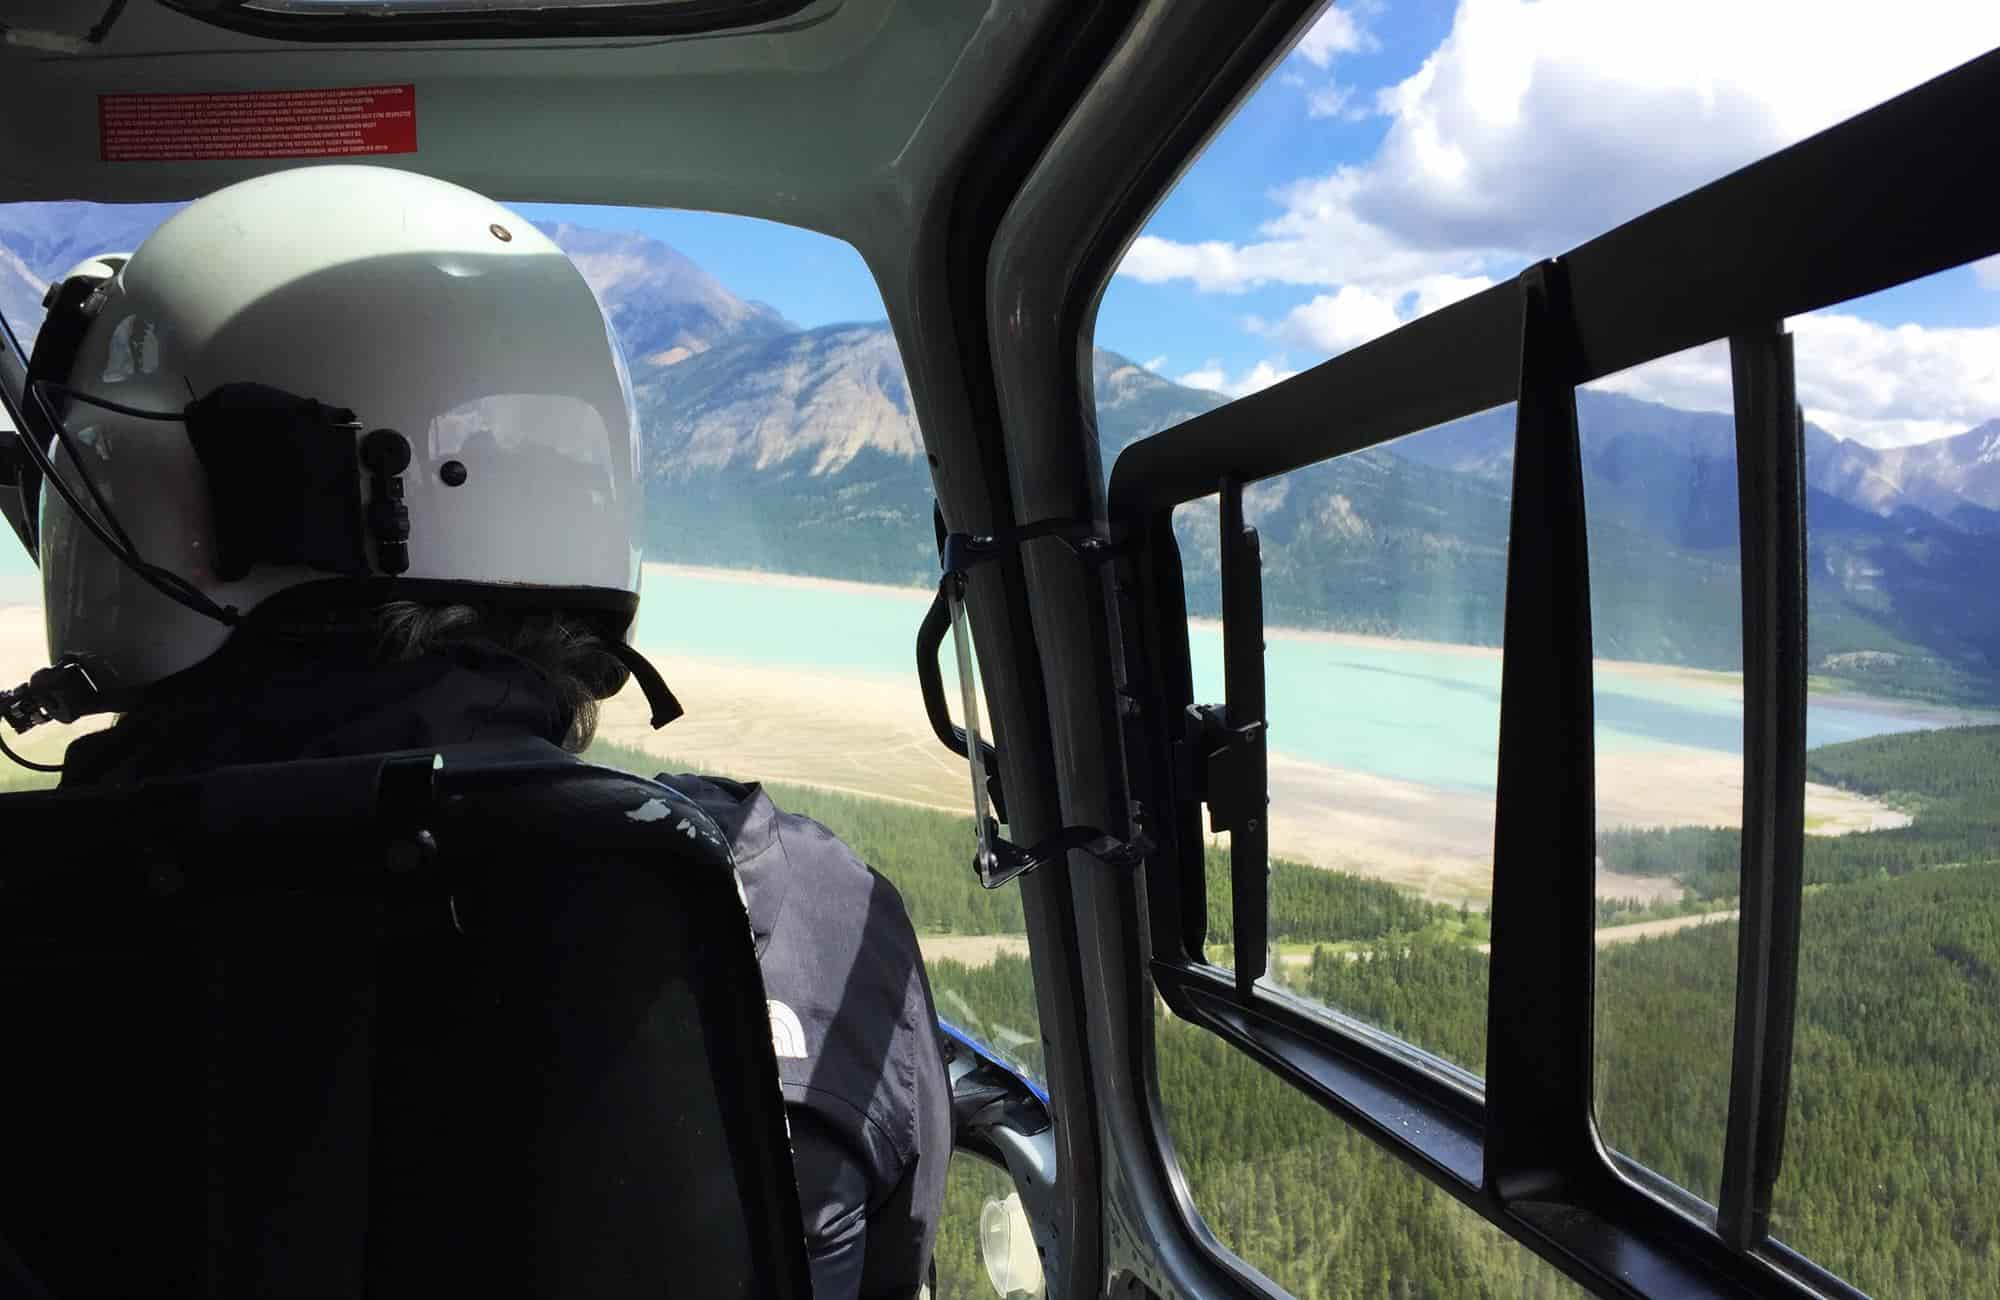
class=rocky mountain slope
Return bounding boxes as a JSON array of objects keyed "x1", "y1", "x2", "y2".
[
  {"x1": 4, "y1": 205, "x2": 1997, "y2": 699},
  {"x1": 532, "y1": 222, "x2": 791, "y2": 367},
  {"x1": 632, "y1": 323, "x2": 1221, "y2": 585},
  {"x1": 1404, "y1": 391, "x2": 2000, "y2": 532},
  {"x1": 1371, "y1": 391, "x2": 2000, "y2": 697}
]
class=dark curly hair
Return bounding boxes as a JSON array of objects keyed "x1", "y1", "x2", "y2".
[
  {"x1": 368, "y1": 601, "x2": 630, "y2": 751},
  {"x1": 57, "y1": 600, "x2": 633, "y2": 788}
]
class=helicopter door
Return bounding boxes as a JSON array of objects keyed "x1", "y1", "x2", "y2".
[{"x1": 937, "y1": 1022, "x2": 1056, "y2": 1300}]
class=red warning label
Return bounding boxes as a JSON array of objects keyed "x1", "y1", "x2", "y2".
[{"x1": 99, "y1": 85, "x2": 417, "y2": 163}]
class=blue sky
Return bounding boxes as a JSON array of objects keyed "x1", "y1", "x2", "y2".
[
  {"x1": 520, "y1": 203, "x2": 888, "y2": 329},
  {"x1": 1090, "y1": 0, "x2": 2000, "y2": 447},
  {"x1": 1090, "y1": 0, "x2": 1457, "y2": 377}
]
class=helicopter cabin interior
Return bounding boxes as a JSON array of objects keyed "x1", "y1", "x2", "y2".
[{"x1": 2, "y1": 1, "x2": 1998, "y2": 1298}]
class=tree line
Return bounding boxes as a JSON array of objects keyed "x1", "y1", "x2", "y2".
[
  {"x1": 584, "y1": 727, "x2": 2000, "y2": 1298},
  {"x1": 1597, "y1": 725, "x2": 2000, "y2": 902}
]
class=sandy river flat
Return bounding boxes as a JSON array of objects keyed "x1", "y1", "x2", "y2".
[
  {"x1": 594, "y1": 654, "x2": 1908, "y2": 907},
  {"x1": 0, "y1": 594, "x2": 1913, "y2": 907},
  {"x1": 1275, "y1": 909, "x2": 1744, "y2": 966},
  {"x1": 917, "y1": 934, "x2": 1033, "y2": 969}
]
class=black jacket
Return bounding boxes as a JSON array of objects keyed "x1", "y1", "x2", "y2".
[
  {"x1": 655, "y1": 774, "x2": 952, "y2": 1300},
  {"x1": 62, "y1": 642, "x2": 953, "y2": 1300}
]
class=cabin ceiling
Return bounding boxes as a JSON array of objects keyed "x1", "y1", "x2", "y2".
[{"x1": 0, "y1": 0, "x2": 1062, "y2": 256}]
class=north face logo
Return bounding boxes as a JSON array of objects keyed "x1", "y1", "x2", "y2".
[{"x1": 767, "y1": 999, "x2": 808, "y2": 1059}]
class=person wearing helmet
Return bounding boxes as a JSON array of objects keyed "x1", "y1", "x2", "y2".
[{"x1": 2, "y1": 165, "x2": 951, "y2": 1300}]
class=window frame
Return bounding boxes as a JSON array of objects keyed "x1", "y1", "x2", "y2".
[
  {"x1": 1104, "y1": 47, "x2": 2000, "y2": 1300},
  {"x1": 0, "y1": 301, "x2": 38, "y2": 560}
]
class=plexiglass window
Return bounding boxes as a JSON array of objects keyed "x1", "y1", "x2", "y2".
[
  {"x1": 1095, "y1": 2, "x2": 2000, "y2": 1293},
  {"x1": 1175, "y1": 414, "x2": 1513, "y2": 1078},
  {"x1": 1582, "y1": 351, "x2": 1748, "y2": 1209},
  {"x1": 0, "y1": 194, "x2": 1045, "y2": 1080},
  {"x1": 1771, "y1": 267, "x2": 2000, "y2": 1298},
  {"x1": 1156, "y1": 1002, "x2": 1583, "y2": 1298}
]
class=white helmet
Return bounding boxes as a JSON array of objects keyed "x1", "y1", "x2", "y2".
[{"x1": 12, "y1": 166, "x2": 670, "y2": 723}]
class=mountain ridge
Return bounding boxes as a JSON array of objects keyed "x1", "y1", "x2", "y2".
[
  {"x1": 4, "y1": 205, "x2": 1999, "y2": 700},
  {"x1": 528, "y1": 221, "x2": 793, "y2": 367}
]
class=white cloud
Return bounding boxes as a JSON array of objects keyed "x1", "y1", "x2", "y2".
[
  {"x1": 1252, "y1": 274, "x2": 1497, "y2": 357},
  {"x1": 1294, "y1": 6, "x2": 1376, "y2": 68},
  {"x1": 1793, "y1": 313, "x2": 2000, "y2": 446},
  {"x1": 1120, "y1": 198, "x2": 1490, "y2": 297},
  {"x1": 1121, "y1": 236, "x2": 1262, "y2": 294},
  {"x1": 1143, "y1": 355, "x2": 1168, "y2": 373},
  {"x1": 1404, "y1": 272, "x2": 1493, "y2": 317},
  {"x1": 1339, "y1": 0, "x2": 1998, "y2": 259},
  {"x1": 1127, "y1": 0, "x2": 2000, "y2": 296},
  {"x1": 1975, "y1": 254, "x2": 2000, "y2": 291},
  {"x1": 1178, "y1": 359, "x2": 1301, "y2": 399},
  {"x1": 1588, "y1": 340, "x2": 1734, "y2": 417},
  {"x1": 1258, "y1": 285, "x2": 1403, "y2": 352},
  {"x1": 1117, "y1": 0, "x2": 2000, "y2": 439},
  {"x1": 1305, "y1": 82, "x2": 1358, "y2": 120},
  {"x1": 1293, "y1": 6, "x2": 1383, "y2": 124},
  {"x1": 1589, "y1": 314, "x2": 2000, "y2": 448}
]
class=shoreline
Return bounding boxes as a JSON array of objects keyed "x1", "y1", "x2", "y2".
[
  {"x1": 0, "y1": 577, "x2": 1932, "y2": 905},
  {"x1": 645, "y1": 561, "x2": 936, "y2": 606},
  {"x1": 591, "y1": 664, "x2": 1905, "y2": 906},
  {"x1": 12, "y1": 563, "x2": 1987, "y2": 727},
  {"x1": 648, "y1": 562, "x2": 1982, "y2": 721}
]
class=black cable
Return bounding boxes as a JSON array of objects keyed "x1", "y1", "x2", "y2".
[
  {"x1": 0, "y1": 304, "x2": 42, "y2": 560},
  {"x1": 19, "y1": 387, "x2": 135, "y2": 562},
  {"x1": 31, "y1": 381, "x2": 140, "y2": 554},
  {"x1": 84, "y1": 0, "x2": 131, "y2": 46},
  {"x1": 0, "y1": 0, "x2": 132, "y2": 54},
  {"x1": 44, "y1": 385, "x2": 188, "y2": 423},
  {"x1": 15, "y1": 383, "x2": 239, "y2": 629},
  {"x1": 0, "y1": 295, "x2": 27, "y2": 362},
  {"x1": 0, "y1": 727, "x2": 62, "y2": 774}
]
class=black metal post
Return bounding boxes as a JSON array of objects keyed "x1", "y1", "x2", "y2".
[
  {"x1": 1484, "y1": 260, "x2": 1601, "y2": 1200},
  {"x1": 1218, "y1": 478, "x2": 1268, "y2": 998},
  {"x1": 1717, "y1": 326, "x2": 1808, "y2": 1247}
]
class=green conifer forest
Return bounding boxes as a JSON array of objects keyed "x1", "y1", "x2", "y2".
[{"x1": 590, "y1": 727, "x2": 2000, "y2": 1299}]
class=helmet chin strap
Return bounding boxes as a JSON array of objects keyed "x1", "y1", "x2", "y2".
[{"x1": 601, "y1": 639, "x2": 684, "y2": 729}]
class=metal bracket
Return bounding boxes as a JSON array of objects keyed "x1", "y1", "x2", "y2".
[
  {"x1": 1178, "y1": 704, "x2": 1267, "y2": 834},
  {"x1": 1189, "y1": 479, "x2": 1270, "y2": 997},
  {"x1": 919, "y1": 513, "x2": 1148, "y2": 889},
  {"x1": 971, "y1": 815, "x2": 1153, "y2": 891},
  {"x1": 937, "y1": 516, "x2": 1123, "y2": 580},
  {"x1": 916, "y1": 587, "x2": 1008, "y2": 823}
]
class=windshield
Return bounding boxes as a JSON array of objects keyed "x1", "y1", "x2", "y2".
[{"x1": 0, "y1": 195, "x2": 1048, "y2": 1090}]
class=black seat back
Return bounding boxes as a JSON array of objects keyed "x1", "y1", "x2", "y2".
[{"x1": 0, "y1": 742, "x2": 809, "y2": 1299}]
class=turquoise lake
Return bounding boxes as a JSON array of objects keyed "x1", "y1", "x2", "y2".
[
  {"x1": 629, "y1": 567, "x2": 1970, "y2": 796},
  {"x1": 2, "y1": 548, "x2": 1972, "y2": 796}
]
